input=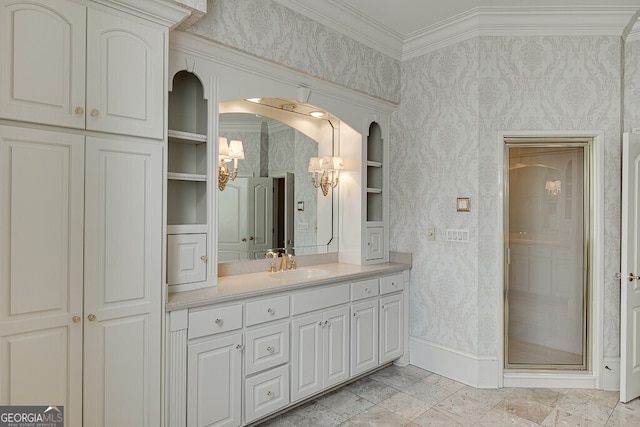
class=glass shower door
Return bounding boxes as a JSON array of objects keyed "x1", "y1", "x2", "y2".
[{"x1": 505, "y1": 142, "x2": 588, "y2": 369}]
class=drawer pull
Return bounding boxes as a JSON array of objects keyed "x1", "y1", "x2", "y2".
[
  {"x1": 90, "y1": 108, "x2": 99, "y2": 117},
  {"x1": 74, "y1": 106, "x2": 84, "y2": 115},
  {"x1": 235, "y1": 344, "x2": 243, "y2": 350},
  {"x1": 87, "y1": 314, "x2": 96, "y2": 321},
  {"x1": 382, "y1": 305, "x2": 387, "y2": 310},
  {"x1": 200, "y1": 255, "x2": 208, "y2": 262},
  {"x1": 364, "y1": 287, "x2": 370, "y2": 293},
  {"x1": 391, "y1": 282, "x2": 397, "y2": 287},
  {"x1": 267, "y1": 390, "x2": 273, "y2": 398},
  {"x1": 324, "y1": 320, "x2": 329, "y2": 326},
  {"x1": 353, "y1": 312, "x2": 357, "y2": 317},
  {"x1": 215, "y1": 318, "x2": 223, "y2": 325},
  {"x1": 267, "y1": 346, "x2": 275, "y2": 353},
  {"x1": 318, "y1": 321, "x2": 323, "y2": 327},
  {"x1": 267, "y1": 308, "x2": 274, "y2": 314}
]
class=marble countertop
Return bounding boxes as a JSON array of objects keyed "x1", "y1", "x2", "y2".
[{"x1": 166, "y1": 261, "x2": 410, "y2": 311}]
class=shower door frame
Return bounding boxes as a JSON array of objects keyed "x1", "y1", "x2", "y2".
[{"x1": 498, "y1": 131, "x2": 605, "y2": 388}]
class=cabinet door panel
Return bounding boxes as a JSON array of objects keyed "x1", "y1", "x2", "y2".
[
  {"x1": 350, "y1": 300, "x2": 378, "y2": 376},
  {"x1": 0, "y1": 126, "x2": 83, "y2": 426},
  {"x1": 86, "y1": 9, "x2": 164, "y2": 138},
  {"x1": 323, "y1": 307, "x2": 349, "y2": 388},
  {"x1": 380, "y1": 294, "x2": 403, "y2": 364},
  {"x1": 0, "y1": 0, "x2": 86, "y2": 128},
  {"x1": 188, "y1": 334, "x2": 242, "y2": 427},
  {"x1": 83, "y1": 137, "x2": 162, "y2": 427},
  {"x1": 291, "y1": 313, "x2": 323, "y2": 402}
]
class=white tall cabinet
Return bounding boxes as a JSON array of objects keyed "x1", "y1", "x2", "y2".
[{"x1": 0, "y1": 0, "x2": 188, "y2": 425}]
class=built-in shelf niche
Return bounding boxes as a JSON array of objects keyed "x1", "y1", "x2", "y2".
[
  {"x1": 167, "y1": 71, "x2": 209, "y2": 229},
  {"x1": 366, "y1": 122, "x2": 383, "y2": 222}
]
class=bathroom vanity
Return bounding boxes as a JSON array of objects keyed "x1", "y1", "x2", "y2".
[{"x1": 165, "y1": 259, "x2": 410, "y2": 426}]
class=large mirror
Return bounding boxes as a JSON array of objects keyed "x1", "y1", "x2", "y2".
[{"x1": 217, "y1": 99, "x2": 338, "y2": 263}]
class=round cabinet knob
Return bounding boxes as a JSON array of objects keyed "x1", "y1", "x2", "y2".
[
  {"x1": 72, "y1": 315, "x2": 81, "y2": 323},
  {"x1": 241, "y1": 238, "x2": 247, "y2": 242},
  {"x1": 353, "y1": 312, "x2": 357, "y2": 317},
  {"x1": 235, "y1": 344, "x2": 243, "y2": 350},
  {"x1": 391, "y1": 282, "x2": 397, "y2": 287},
  {"x1": 74, "y1": 106, "x2": 84, "y2": 115},
  {"x1": 318, "y1": 321, "x2": 323, "y2": 326},
  {"x1": 87, "y1": 314, "x2": 96, "y2": 321},
  {"x1": 364, "y1": 287, "x2": 370, "y2": 293},
  {"x1": 267, "y1": 346, "x2": 275, "y2": 353},
  {"x1": 215, "y1": 318, "x2": 223, "y2": 325},
  {"x1": 90, "y1": 109, "x2": 99, "y2": 117},
  {"x1": 267, "y1": 308, "x2": 274, "y2": 315},
  {"x1": 200, "y1": 255, "x2": 208, "y2": 262},
  {"x1": 324, "y1": 320, "x2": 329, "y2": 326},
  {"x1": 382, "y1": 305, "x2": 387, "y2": 310},
  {"x1": 249, "y1": 236, "x2": 255, "y2": 241},
  {"x1": 267, "y1": 391, "x2": 273, "y2": 398}
]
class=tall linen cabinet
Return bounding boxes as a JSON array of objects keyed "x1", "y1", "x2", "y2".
[{"x1": 0, "y1": 0, "x2": 189, "y2": 425}]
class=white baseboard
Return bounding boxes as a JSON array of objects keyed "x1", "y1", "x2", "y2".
[
  {"x1": 409, "y1": 337, "x2": 499, "y2": 388},
  {"x1": 503, "y1": 372, "x2": 598, "y2": 388},
  {"x1": 602, "y1": 357, "x2": 620, "y2": 391}
]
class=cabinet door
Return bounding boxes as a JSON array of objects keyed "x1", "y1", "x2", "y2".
[
  {"x1": 323, "y1": 307, "x2": 349, "y2": 388},
  {"x1": 86, "y1": 9, "x2": 164, "y2": 138},
  {"x1": 0, "y1": 0, "x2": 86, "y2": 128},
  {"x1": 0, "y1": 126, "x2": 84, "y2": 426},
  {"x1": 167, "y1": 233, "x2": 207, "y2": 285},
  {"x1": 350, "y1": 300, "x2": 378, "y2": 376},
  {"x1": 188, "y1": 334, "x2": 243, "y2": 427},
  {"x1": 83, "y1": 137, "x2": 162, "y2": 427},
  {"x1": 291, "y1": 312, "x2": 323, "y2": 402},
  {"x1": 366, "y1": 227, "x2": 384, "y2": 260},
  {"x1": 380, "y1": 294, "x2": 404, "y2": 364}
]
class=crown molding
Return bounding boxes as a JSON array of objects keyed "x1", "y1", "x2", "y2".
[
  {"x1": 96, "y1": 0, "x2": 191, "y2": 28},
  {"x1": 273, "y1": 0, "x2": 404, "y2": 60},
  {"x1": 403, "y1": 7, "x2": 638, "y2": 60},
  {"x1": 273, "y1": 2, "x2": 638, "y2": 62}
]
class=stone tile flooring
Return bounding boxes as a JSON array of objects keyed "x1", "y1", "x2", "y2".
[{"x1": 258, "y1": 364, "x2": 640, "y2": 426}]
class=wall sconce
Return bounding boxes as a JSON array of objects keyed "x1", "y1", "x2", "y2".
[
  {"x1": 308, "y1": 156, "x2": 344, "y2": 196},
  {"x1": 545, "y1": 180, "x2": 561, "y2": 198},
  {"x1": 218, "y1": 137, "x2": 244, "y2": 191}
]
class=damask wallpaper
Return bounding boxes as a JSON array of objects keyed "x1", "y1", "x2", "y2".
[
  {"x1": 391, "y1": 35, "x2": 623, "y2": 358},
  {"x1": 186, "y1": 0, "x2": 401, "y2": 104},
  {"x1": 185, "y1": 0, "x2": 633, "y2": 365}
]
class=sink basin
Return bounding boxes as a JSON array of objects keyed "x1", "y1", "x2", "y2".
[{"x1": 269, "y1": 268, "x2": 329, "y2": 280}]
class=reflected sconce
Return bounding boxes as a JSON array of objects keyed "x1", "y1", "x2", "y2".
[
  {"x1": 308, "y1": 156, "x2": 344, "y2": 197},
  {"x1": 218, "y1": 137, "x2": 244, "y2": 191},
  {"x1": 545, "y1": 180, "x2": 561, "y2": 198}
]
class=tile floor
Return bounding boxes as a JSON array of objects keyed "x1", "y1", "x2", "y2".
[{"x1": 258, "y1": 364, "x2": 640, "y2": 426}]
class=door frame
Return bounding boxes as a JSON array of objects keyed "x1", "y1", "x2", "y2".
[{"x1": 496, "y1": 130, "x2": 605, "y2": 389}]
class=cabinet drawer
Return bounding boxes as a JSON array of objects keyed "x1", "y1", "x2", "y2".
[
  {"x1": 380, "y1": 273, "x2": 404, "y2": 294},
  {"x1": 246, "y1": 295, "x2": 290, "y2": 327},
  {"x1": 291, "y1": 283, "x2": 349, "y2": 315},
  {"x1": 188, "y1": 304, "x2": 243, "y2": 339},
  {"x1": 351, "y1": 278, "x2": 379, "y2": 301},
  {"x1": 245, "y1": 365, "x2": 290, "y2": 423},
  {"x1": 245, "y1": 322, "x2": 289, "y2": 375}
]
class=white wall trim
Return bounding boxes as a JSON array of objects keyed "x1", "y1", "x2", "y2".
[
  {"x1": 503, "y1": 372, "x2": 598, "y2": 389},
  {"x1": 403, "y1": 7, "x2": 638, "y2": 60},
  {"x1": 603, "y1": 357, "x2": 621, "y2": 391},
  {"x1": 496, "y1": 130, "x2": 606, "y2": 390},
  {"x1": 409, "y1": 337, "x2": 500, "y2": 389},
  {"x1": 270, "y1": 3, "x2": 638, "y2": 61}
]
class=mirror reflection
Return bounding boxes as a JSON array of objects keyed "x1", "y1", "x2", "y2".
[{"x1": 217, "y1": 103, "x2": 336, "y2": 263}]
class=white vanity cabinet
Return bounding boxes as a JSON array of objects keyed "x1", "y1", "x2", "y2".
[
  {"x1": 166, "y1": 268, "x2": 409, "y2": 427},
  {"x1": 1, "y1": 0, "x2": 165, "y2": 139}
]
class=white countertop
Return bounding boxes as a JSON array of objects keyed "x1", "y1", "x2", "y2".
[{"x1": 166, "y1": 262, "x2": 410, "y2": 311}]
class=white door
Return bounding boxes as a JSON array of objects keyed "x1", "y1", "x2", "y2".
[
  {"x1": 247, "y1": 177, "x2": 274, "y2": 256},
  {"x1": 285, "y1": 172, "x2": 295, "y2": 251},
  {"x1": 86, "y1": 8, "x2": 164, "y2": 138},
  {"x1": 350, "y1": 300, "x2": 378, "y2": 376},
  {"x1": 218, "y1": 178, "x2": 249, "y2": 261},
  {"x1": 621, "y1": 132, "x2": 640, "y2": 403},
  {"x1": 187, "y1": 334, "x2": 243, "y2": 427},
  {"x1": 323, "y1": 307, "x2": 349, "y2": 388},
  {"x1": 83, "y1": 137, "x2": 162, "y2": 426},
  {"x1": 291, "y1": 313, "x2": 323, "y2": 402},
  {"x1": 380, "y1": 294, "x2": 404, "y2": 363},
  {"x1": 0, "y1": 0, "x2": 86, "y2": 128},
  {"x1": 0, "y1": 126, "x2": 84, "y2": 426}
]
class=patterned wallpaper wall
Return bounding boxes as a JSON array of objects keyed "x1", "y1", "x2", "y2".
[
  {"x1": 189, "y1": 1, "x2": 632, "y2": 362},
  {"x1": 186, "y1": 0, "x2": 401, "y2": 103},
  {"x1": 391, "y1": 36, "x2": 623, "y2": 357}
]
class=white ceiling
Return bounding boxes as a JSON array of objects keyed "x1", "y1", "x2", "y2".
[{"x1": 274, "y1": 0, "x2": 640, "y2": 59}]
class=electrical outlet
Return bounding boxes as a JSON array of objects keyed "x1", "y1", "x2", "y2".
[{"x1": 427, "y1": 226, "x2": 435, "y2": 241}]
